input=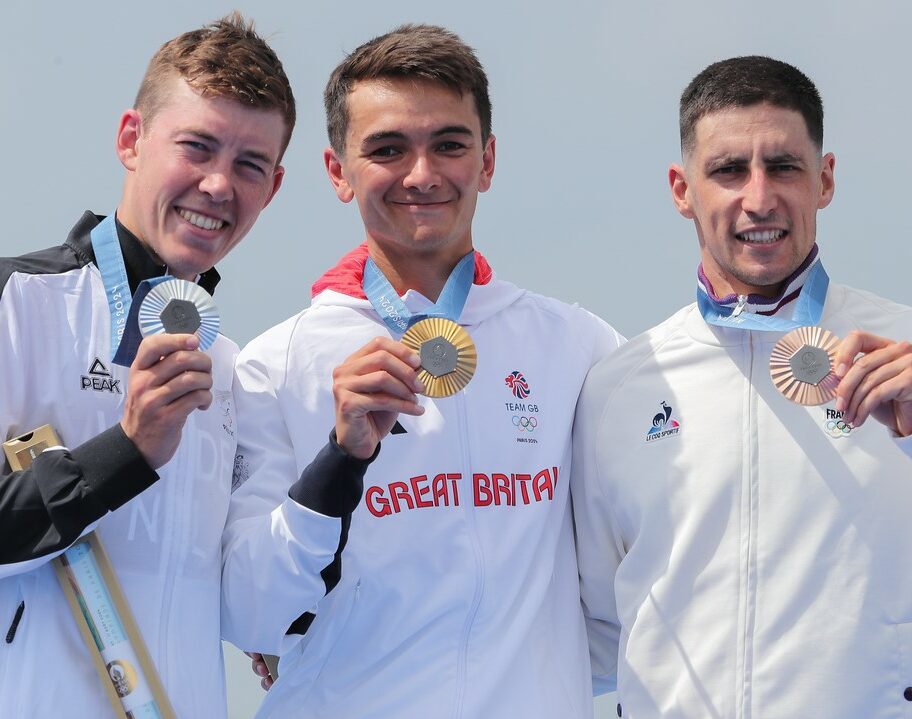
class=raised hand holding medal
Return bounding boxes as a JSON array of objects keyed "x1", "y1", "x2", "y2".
[{"x1": 364, "y1": 251, "x2": 477, "y2": 398}]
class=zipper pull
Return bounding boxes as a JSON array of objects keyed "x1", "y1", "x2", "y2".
[
  {"x1": 732, "y1": 295, "x2": 748, "y2": 317},
  {"x1": 5, "y1": 601, "x2": 24, "y2": 644}
]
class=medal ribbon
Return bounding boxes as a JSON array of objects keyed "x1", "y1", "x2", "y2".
[
  {"x1": 90, "y1": 215, "x2": 172, "y2": 366},
  {"x1": 362, "y1": 251, "x2": 475, "y2": 336},
  {"x1": 697, "y1": 260, "x2": 829, "y2": 332}
]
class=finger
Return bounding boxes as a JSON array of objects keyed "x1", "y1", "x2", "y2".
[
  {"x1": 343, "y1": 336, "x2": 421, "y2": 368},
  {"x1": 335, "y1": 388, "x2": 425, "y2": 419},
  {"x1": 261, "y1": 676, "x2": 273, "y2": 691},
  {"x1": 833, "y1": 330, "x2": 892, "y2": 378},
  {"x1": 335, "y1": 369, "x2": 422, "y2": 403},
  {"x1": 844, "y1": 354, "x2": 912, "y2": 426},
  {"x1": 837, "y1": 341, "x2": 910, "y2": 415},
  {"x1": 335, "y1": 353, "x2": 423, "y2": 394},
  {"x1": 140, "y1": 349, "x2": 213, "y2": 387},
  {"x1": 132, "y1": 333, "x2": 200, "y2": 370}
]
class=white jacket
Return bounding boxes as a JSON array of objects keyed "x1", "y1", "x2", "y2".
[
  {"x1": 0, "y1": 213, "x2": 238, "y2": 718},
  {"x1": 222, "y1": 246, "x2": 624, "y2": 719},
  {"x1": 572, "y1": 281, "x2": 912, "y2": 719}
]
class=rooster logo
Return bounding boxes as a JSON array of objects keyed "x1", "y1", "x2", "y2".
[{"x1": 646, "y1": 401, "x2": 680, "y2": 437}]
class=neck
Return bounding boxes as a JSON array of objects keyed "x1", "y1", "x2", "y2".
[{"x1": 367, "y1": 242, "x2": 471, "y2": 302}]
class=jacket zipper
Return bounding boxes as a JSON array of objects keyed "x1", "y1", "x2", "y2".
[
  {"x1": 739, "y1": 331, "x2": 759, "y2": 719},
  {"x1": 451, "y1": 389, "x2": 484, "y2": 719},
  {"x1": 732, "y1": 295, "x2": 749, "y2": 317},
  {"x1": 5, "y1": 601, "x2": 24, "y2": 643}
]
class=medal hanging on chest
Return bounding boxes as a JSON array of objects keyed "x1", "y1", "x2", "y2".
[
  {"x1": 363, "y1": 253, "x2": 477, "y2": 398},
  {"x1": 769, "y1": 326, "x2": 841, "y2": 405}
]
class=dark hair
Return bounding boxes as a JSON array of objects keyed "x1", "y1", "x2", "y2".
[
  {"x1": 324, "y1": 24, "x2": 491, "y2": 152},
  {"x1": 679, "y1": 56, "x2": 823, "y2": 154},
  {"x1": 135, "y1": 12, "x2": 296, "y2": 159}
]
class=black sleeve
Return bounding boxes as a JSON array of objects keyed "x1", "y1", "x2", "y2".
[
  {"x1": 285, "y1": 430, "x2": 378, "y2": 636},
  {"x1": 0, "y1": 424, "x2": 158, "y2": 565},
  {"x1": 287, "y1": 430, "x2": 377, "y2": 517}
]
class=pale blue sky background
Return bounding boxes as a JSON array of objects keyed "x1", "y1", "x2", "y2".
[{"x1": 4, "y1": 0, "x2": 910, "y2": 716}]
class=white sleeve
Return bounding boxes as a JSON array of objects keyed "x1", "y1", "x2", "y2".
[
  {"x1": 571, "y1": 359, "x2": 623, "y2": 695},
  {"x1": 221, "y1": 334, "x2": 363, "y2": 655}
]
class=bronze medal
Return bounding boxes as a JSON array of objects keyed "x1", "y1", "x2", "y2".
[
  {"x1": 769, "y1": 326, "x2": 841, "y2": 405},
  {"x1": 401, "y1": 318, "x2": 477, "y2": 398}
]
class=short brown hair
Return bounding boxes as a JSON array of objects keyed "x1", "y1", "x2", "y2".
[
  {"x1": 679, "y1": 56, "x2": 823, "y2": 156},
  {"x1": 135, "y1": 12, "x2": 296, "y2": 160},
  {"x1": 324, "y1": 24, "x2": 491, "y2": 153}
]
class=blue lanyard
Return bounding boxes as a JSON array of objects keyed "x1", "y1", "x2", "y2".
[
  {"x1": 697, "y1": 261, "x2": 829, "y2": 332},
  {"x1": 362, "y1": 252, "x2": 475, "y2": 336},
  {"x1": 89, "y1": 215, "x2": 171, "y2": 366}
]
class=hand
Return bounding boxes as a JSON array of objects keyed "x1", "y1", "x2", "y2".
[
  {"x1": 833, "y1": 330, "x2": 912, "y2": 436},
  {"x1": 332, "y1": 336, "x2": 425, "y2": 459},
  {"x1": 245, "y1": 652, "x2": 274, "y2": 691},
  {"x1": 120, "y1": 333, "x2": 213, "y2": 468}
]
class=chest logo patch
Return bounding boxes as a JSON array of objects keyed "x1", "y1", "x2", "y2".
[
  {"x1": 81, "y1": 357, "x2": 122, "y2": 394},
  {"x1": 645, "y1": 401, "x2": 681, "y2": 442},
  {"x1": 823, "y1": 408, "x2": 853, "y2": 438},
  {"x1": 504, "y1": 370, "x2": 540, "y2": 444}
]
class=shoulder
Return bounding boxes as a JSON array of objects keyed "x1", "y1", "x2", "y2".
[
  {"x1": 0, "y1": 243, "x2": 86, "y2": 299},
  {"x1": 827, "y1": 283, "x2": 912, "y2": 335}
]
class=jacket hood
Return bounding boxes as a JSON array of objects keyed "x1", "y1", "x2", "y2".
[{"x1": 310, "y1": 243, "x2": 522, "y2": 327}]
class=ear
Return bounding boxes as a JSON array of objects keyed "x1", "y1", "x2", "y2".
[
  {"x1": 817, "y1": 152, "x2": 836, "y2": 210},
  {"x1": 478, "y1": 134, "x2": 496, "y2": 193},
  {"x1": 669, "y1": 163, "x2": 695, "y2": 219},
  {"x1": 116, "y1": 109, "x2": 143, "y2": 171},
  {"x1": 261, "y1": 165, "x2": 285, "y2": 209},
  {"x1": 324, "y1": 147, "x2": 354, "y2": 203}
]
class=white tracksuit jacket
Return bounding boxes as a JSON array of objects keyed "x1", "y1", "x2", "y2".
[
  {"x1": 0, "y1": 213, "x2": 238, "y2": 718},
  {"x1": 221, "y1": 246, "x2": 624, "y2": 719},
  {"x1": 572, "y1": 281, "x2": 912, "y2": 719}
]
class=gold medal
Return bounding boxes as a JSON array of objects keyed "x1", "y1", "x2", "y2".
[
  {"x1": 401, "y1": 318, "x2": 477, "y2": 398},
  {"x1": 769, "y1": 326, "x2": 841, "y2": 405}
]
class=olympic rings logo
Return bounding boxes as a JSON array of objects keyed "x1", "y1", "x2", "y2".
[
  {"x1": 513, "y1": 416, "x2": 538, "y2": 432},
  {"x1": 825, "y1": 419, "x2": 852, "y2": 438}
]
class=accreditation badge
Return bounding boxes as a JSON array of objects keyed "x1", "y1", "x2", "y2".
[
  {"x1": 138, "y1": 279, "x2": 220, "y2": 350},
  {"x1": 769, "y1": 326, "x2": 841, "y2": 405},
  {"x1": 401, "y1": 317, "x2": 477, "y2": 398}
]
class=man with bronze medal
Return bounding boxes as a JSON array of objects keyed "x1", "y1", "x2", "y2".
[
  {"x1": 573, "y1": 57, "x2": 912, "y2": 718},
  {"x1": 0, "y1": 15, "x2": 293, "y2": 718},
  {"x1": 223, "y1": 25, "x2": 625, "y2": 718}
]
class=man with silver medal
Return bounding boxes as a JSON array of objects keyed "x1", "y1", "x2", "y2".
[
  {"x1": 224, "y1": 24, "x2": 625, "y2": 719},
  {"x1": 0, "y1": 15, "x2": 292, "y2": 718},
  {"x1": 573, "y1": 57, "x2": 912, "y2": 718}
]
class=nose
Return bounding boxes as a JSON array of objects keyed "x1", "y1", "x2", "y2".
[
  {"x1": 403, "y1": 153, "x2": 440, "y2": 193},
  {"x1": 741, "y1": 169, "x2": 776, "y2": 217},
  {"x1": 198, "y1": 168, "x2": 234, "y2": 203}
]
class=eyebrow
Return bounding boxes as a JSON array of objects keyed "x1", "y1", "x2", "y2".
[
  {"x1": 704, "y1": 152, "x2": 806, "y2": 173},
  {"x1": 183, "y1": 129, "x2": 276, "y2": 166},
  {"x1": 361, "y1": 125, "x2": 475, "y2": 147}
]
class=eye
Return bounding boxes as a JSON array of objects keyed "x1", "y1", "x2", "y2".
[
  {"x1": 180, "y1": 140, "x2": 209, "y2": 153},
  {"x1": 711, "y1": 164, "x2": 743, "y2": 176},
  {"x1": 368, "y1": 146, "x2": 401, "y2": 159},
  {"x1": 770, "y1": 163, "x2": 800, "y2": 173},
  {"x1": 437, "y1": 140, "x2": 467, "y2": 153},
  {"x1": 238, "y1": 159, "x2": 267, "y2": 176}
]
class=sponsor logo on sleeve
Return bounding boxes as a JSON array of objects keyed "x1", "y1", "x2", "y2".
[{"x1": 645, "y1": 401, "x2": 681, "y2": 442}]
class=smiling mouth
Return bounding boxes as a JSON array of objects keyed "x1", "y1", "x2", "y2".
[
  {"x1": 735, "y1": 229, "x2": 787, "y2": 244},
  {"x1": 177, "y1": 208, "x2": 227, "y2": 231}
]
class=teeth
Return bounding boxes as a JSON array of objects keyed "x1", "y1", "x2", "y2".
[
  {"x1": 178, "y1": 209, "x2": 225, "y2": 231},
  {"x1": 737, "y1": 229, "x2": 785, "y2": 243}
]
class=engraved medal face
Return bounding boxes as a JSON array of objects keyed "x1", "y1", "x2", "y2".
[
  {"x1": 159, "y1": 299, "x2": 201, "y2": 335},
  {"x1": 769, "y1": 326, "x2": 841, "y2": 405},
  {"x1": 139, "y1": 279, "x2": 220, "y2": 351},
  {"x1": 789, "y1": 345, "x2": 831, "y2": 385},
  {"x1": 401, "y1": 318, "x2": 477, "y2": 397},
  {"x1": 419, "y1": 336, "x2": 458, "y2": 377}
]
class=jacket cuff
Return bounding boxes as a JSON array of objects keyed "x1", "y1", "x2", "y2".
[
  {"x1": 70, "y1": 424, "x2": 159, "y2": 511},
  {"x1": 288, "y1": 430, "x2": 378, "y2": 517}
]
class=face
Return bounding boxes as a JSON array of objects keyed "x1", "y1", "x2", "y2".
[
  {"x1": 116, "y1": 77, "x2": 285, "y2": 279},
  {"x1": 669, "y1": 103, "x2": 835, "y2": 297},
  {"x1": 324, "y1": 79, "x2": 495, "y2": 266}
]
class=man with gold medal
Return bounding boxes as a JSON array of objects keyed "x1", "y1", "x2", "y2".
[
  {"x1": 221, "y1": 24, "x2": 625, "y2": 719},
  {"x1": 573, "y1": 57, "x2": 912, "y2": 718}
]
